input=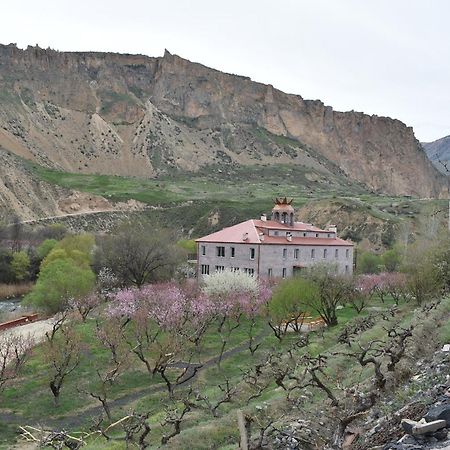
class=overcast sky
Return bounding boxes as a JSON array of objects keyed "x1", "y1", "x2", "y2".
[{"x1": 2, "y1": 0, "x2": 449, "y2": 142}]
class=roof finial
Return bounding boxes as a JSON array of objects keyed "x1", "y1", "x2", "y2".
[{"x1": 274, "y1": 197, "x2": 293, "y2": 205}]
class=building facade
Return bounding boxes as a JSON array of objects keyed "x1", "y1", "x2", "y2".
[{"x1": 196, "y1": 198, "x2": 354, "y2": 279}]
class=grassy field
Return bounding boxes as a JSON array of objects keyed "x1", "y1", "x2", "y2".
[
  {"x1": 30, "y1": 162, "x2": 370, "y2": 207},
  {"x1": 27, "y1": 161, "x2": 450, "y2": 245},
  {"x1": 2, "y1": 294, "x2": 449, "y2": 449}
]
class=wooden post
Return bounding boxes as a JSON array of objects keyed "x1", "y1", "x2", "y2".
[{"x1": 237, "y1": 409, "x2": 248, "y2": 450}]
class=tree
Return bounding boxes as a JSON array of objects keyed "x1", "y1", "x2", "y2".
[
  {"x1": 11, "y1": 250, "x2": 30, "y2": 282},
  {"x1": 78, "y1": 319, "x2": 129, "y2": 420},
  {"x1": 69, "y1": 293, "x2": 103, "y2": 322},
  {"x1": 39, "y1": 223, "x2": 67, "y2": 241},
  {"x1": 268, "y1": 277, "x2": 318, "y2": 340},
  {"x1": 0, "y1": 334, "x2": 33, "y2": 394},
  {"x1": 10, "y1": 215, "x2": 23, "y2": 253},
  {"x1": 357, "y1": 252, "x2": 382, "y2": 274},
  {"x1": 109, "y1": 283, "x2": 202, "y2": 395},
  {"x1": 45, "y1": 324, "x2": 82, "y2": 406},
  {"x1": 36, "y1": 239, "x2": 58, "y2": 260},
  {"x1": 304, "y1": 265, "x2": 352, "y2": 326},
  {"x1": 202, "y1": 269, "x2": 270, "y2": 364},
  {"x1": 382, "y1": 247, "x2": 402, "y2": 272},
  {"x1": 401, "y1": 239, "x2": 442, "y2": 305},
  {"x1": 41, "y1": 234, "x2": 94, "y2": 270},
  {"x1": 0, "y1": 249, "x2": 14, "y2": 284},
  {"x1": 97, "y1": 223, "x2": 182, "y2": 287},
  {"x1": 24, "y1": 258, "x2": 96, "y2": 313}
]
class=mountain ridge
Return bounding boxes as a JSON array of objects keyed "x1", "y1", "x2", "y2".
[
  {"x1": 0, "y1": 43, "x2": 446, "y2": 220},
  {"x1": 423, "y1": 135, "x2": 450, "y2": 174}
]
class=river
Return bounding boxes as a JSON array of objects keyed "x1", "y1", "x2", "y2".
[{"x1": 0, "y1": 298, "x2": 23, "y2": 314}]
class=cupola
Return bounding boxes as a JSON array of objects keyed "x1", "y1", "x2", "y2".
[{"x1": 271, "y1": 197, "x2": 295, "y2": 226}]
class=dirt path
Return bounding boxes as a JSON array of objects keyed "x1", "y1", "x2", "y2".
[{"x1": 2, "y1": 318, "x2": 54, "y2": 343}]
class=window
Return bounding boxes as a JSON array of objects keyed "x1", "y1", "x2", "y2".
[
  {"x1": 282, "y1": 248, "x2": 287, "y2": 259},
  {"x1": 230, "y1": 247, "x2": 235, "y2": 258},
  {"x1": 201, "y1": 245, "x2": 206, "y2": 256},
  {"x1": 244, "y1": 268, "x2": 255, "y2": 276},
  {"x1": 311, "y1": 249, "x2": 315, "y2": 259},
  {"x1": 268, "y1": 268, "x2": 273, "y2": 278},
  {"x1": 216, "y1": 246, "x2": 225, "y2": 257},
  {"x1": 335, "y1": 249, "x2": 339, "y2": 258},
  {"x1": 346, "y1": 249, "x2": 350, "y2": 259},
  {"x1": 282, "y1": 268, "x2": 287, "y2": 278},
  {"x1": 323, "y1": 248, "x2": 327, "y2": 258},
  {"x1": 250, "y1": 248, "x2": 255, "y2": 260},
  {"x1": 315, "y1": 233, "x2": 319, "y2": 237},
  {"x1": 201, "y1": 264, "x2": 210, "y2": 275},
  {"x1": 215, "y1": 265, "x2": 225, "y2": 272},
  {"x1": 274, "y1": 231, "x2": 279, "y2": 236},
  {"x1": 345, "y1": 265, "x2": 349, "y2": 274},
  {"x1": 294, "y1": 248, "x2": 299, "y2": 260},
  {"x1": 303, "y1": 232, "x2": 307, "y2": 237},
  {"x1": 231, "y1": 267, "x2": 240, "y2": 272},
  {"x1": 328, "y1": 233, "x2": 332, "y2": 238}
]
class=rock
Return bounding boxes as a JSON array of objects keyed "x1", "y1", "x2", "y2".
[
  {"x1": 442, "y1": 344, "x2": 450, "y2": 352},
  {"x1": 412, "y1": 419, "x2": 447, "y2": 435},
  {"x1": 433, "y1": 428, "x2": 449, "y2": 441},
  {"x1": 401, "y1": 419, "x2": 417, "y2": 435},
  {"x1": 424, "y1": 404, "x2": 450, "y2": 426}
]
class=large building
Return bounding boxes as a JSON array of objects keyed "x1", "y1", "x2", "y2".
[{"x1": 196, "y1": 198, "x2": 354, "y2": 279}]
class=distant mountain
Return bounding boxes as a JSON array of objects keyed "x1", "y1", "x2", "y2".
[
  {"x1": 423, "y1": 135, "x2": 450, "y2": 174},
  {"x1": 0, "y1": 43, "x2": 446, "y2": 219}
]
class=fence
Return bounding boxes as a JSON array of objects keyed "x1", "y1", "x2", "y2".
[{"x1": 0, "y1": 314, "x2": 39, "y2": 331}]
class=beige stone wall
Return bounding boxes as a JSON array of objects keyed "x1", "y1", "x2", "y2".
[{"x1": 197, "y1": 242, "x2": 353, "y2": 279}]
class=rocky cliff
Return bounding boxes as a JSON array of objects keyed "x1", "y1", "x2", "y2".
[
  {"x1": 0, "y1": 43, "x2": 445, "y2": 202},
  {"x1": 423, "y1": 136, "x2": 450, "y2": 174}
]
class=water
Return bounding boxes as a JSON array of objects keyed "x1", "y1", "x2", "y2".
[{"x1": 0, "y1": 298, "x2": 22, "y2": 313}]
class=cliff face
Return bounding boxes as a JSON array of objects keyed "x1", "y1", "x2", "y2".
[
  {"x1": 0, "y1": 44, "x2": 445, "y2": 199},
  {"x1": 423, "y1": 135, "x2": 450, "y2": 174}
]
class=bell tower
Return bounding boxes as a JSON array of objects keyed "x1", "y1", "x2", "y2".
[{"x1": 271, "y1": 197, "x2": 295, "y2": 226}]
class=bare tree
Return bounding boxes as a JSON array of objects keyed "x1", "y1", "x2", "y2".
[
  {"x1": 161, "y1": 400, "x2": 191, "y2": 445},
  {"x1": 335, "y1": 341, "x2": 386, "y2": 390},
  {"x1": 121, "y1": 412, "x2": 151, "y2": 449},
  {"x1": 69, "y1": 293, "x2": 103, "y2": 322},
  {"x1": 0, "y1": 333, "x2": 33, "y2": 394},
  {"x1": 97, "y1": 222, "x2": 182, "y2": 287},
  {"x1": 45, "y1": 325, "x2": 82, "y2": 406},
  {"x1": 384, "y1": 325, "x2": 413, "y2": 372},
  {"x1": 188, "y1": 379, "x2": 237, "y2": 418}
]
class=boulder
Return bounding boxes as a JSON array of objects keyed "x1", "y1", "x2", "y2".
[
  {"x1": 412, "y1": 419, "x2": 447, "y2": 435},
  {"x1": 401, "y1": 419, "x2": 416, "y2": 435},
  {"x1": 424, "y1": 404, "x2": 450, "y2": 426}
]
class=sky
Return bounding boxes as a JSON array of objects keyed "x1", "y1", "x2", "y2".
[{"x1": 1, "y1": 0, "x2": 449, "y2": 142}]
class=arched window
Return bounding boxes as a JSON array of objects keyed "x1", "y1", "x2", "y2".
[
  {"x1": 290, "y1": 213, "x2": 294, "y2": 226},
  {"x1": 282, "y1": 212, "x2": 288, "y2": 223},
  {"x1": 274, "y1": 212, "x2": 280, "y2": 221}
]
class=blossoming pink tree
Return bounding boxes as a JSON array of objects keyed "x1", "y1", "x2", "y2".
[
  {"x1": 202, "y1": 269, "x2": 272, "y2": 362},
  {"x1": 355, "y1": 272, "x2": 409, "y2": 308}
]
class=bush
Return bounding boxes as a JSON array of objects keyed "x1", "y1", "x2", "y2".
[
  {"x1": 357, "y1": 251, "x2": 382, "y2": 274},
  {"x1": 24, "y1": 258, "x2": 95, "y2": 313}
]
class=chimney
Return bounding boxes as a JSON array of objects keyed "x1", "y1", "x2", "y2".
[
  {"x1": 259, "y1": 232, "x2": 265, "y2": 242},
  {"x1": 242, "y1": 232, "x2": 249, "y2": 241},
  {"x1": 260, "y1": 213, "x2": 267, "y2": 221},
  {"x1": 328, "y1": 225, "x2": 337, "y2": 234},
  {"x1": 286, "y1": 232, "x2": 292, "y2": 242}
]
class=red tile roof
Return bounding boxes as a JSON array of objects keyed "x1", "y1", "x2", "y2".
[
  {"x1": 252, "y1": 219, "x2": 324, "y2": 232},
  {"x1": 196, "y1": 219, "x2": 353, "y2": 246}
]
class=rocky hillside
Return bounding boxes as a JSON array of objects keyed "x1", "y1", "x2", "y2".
[
  {"x1": 423, "y1": 136, "x2": 450, "y2": 174},
  {"x1": 0, "y1": 43, "x2": 445, "y2": 207},
  {"x1": 0, "y1": 148, "x2": 143, "y2": 221}
]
